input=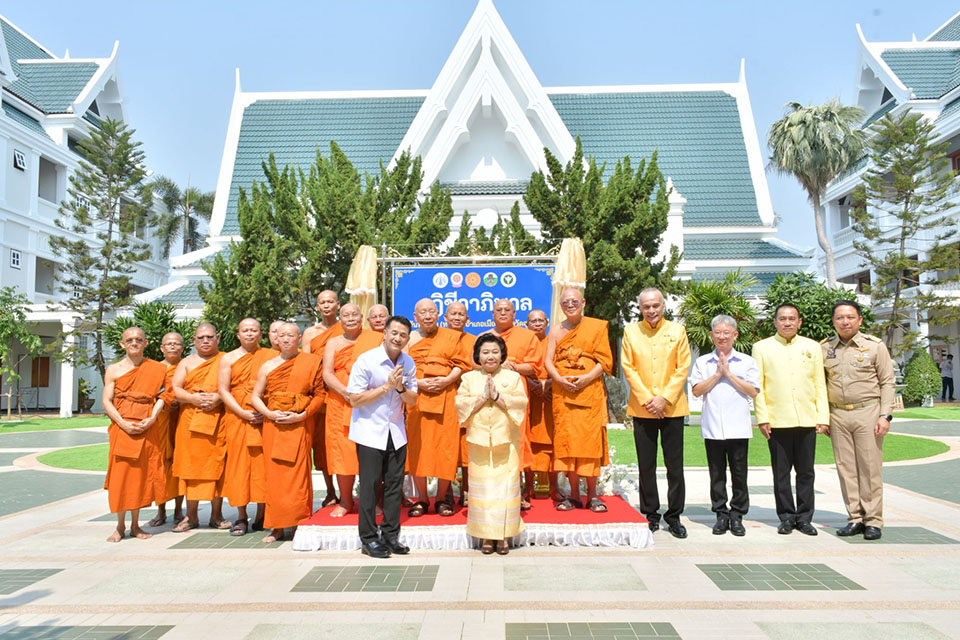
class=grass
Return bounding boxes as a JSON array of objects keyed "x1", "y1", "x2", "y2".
[
  {"x1": 894, "y1": 406, "x2": 960, "y2": 420},
  {"x1": 608, "y1": 426, "x2": 948, "y2": 467},
  {"x1": 37, "y1": 443, "x2": 109, "y2": 472},
  {"x1": 0, "y1": 415, "x2": 109, "y2": 433}
]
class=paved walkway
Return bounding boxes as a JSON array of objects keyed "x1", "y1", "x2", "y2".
[{"x1": 1, "y1": 425, "x2": 959, "y2": 639}]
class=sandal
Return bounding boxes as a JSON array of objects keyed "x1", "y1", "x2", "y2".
[
  {"x1": 587, "y1": 497, "x2": 608, "y2": 513},
  {"x1": 458, "y1": 494, "x2": 468, "y2": 507},
  {"x1": 555, "y1": 498, "x2": 580, "y2": 511},
  {"x1": 481, "y1": 539, "x2": 495, "y2": 555},
  {"x1": 520, "y1": 498, "x2": 532, "y2": 511},
  {"x1": 407, "y1": 500, "x2": 428, "y2": 517},
  {"x1": 436, "y1": 500, "x2": 455, "y2": 517},
  {"x1": 402, "y1": 495, "x2": 418, "y2": 508},
  {"x1": 496, "y1": 539, "x2": 509, "y2": 555},
  {"x1": 229, "y1": 520, "x2": 248, "y2": 537},
  {"x1": 251, "y1": 520, "x2": 265, "y2": 532},
  {"x1": 208, "y1": 519, "x2": 233, "y2": 530},
  {"x1": 321, "y1": 494, "x2": 339, "y2": 508},
  {"x1": 172, "y1": 519, "x2": 199, "y2": 533}
]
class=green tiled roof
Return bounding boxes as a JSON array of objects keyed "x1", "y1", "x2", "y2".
[
  {"x1": 221, "y1": 96, "x2": 425, "y2": 235},
  {"x1": 863, "y1": 99, "x2": 896, "y2": 128},
  {"x1": 7, "y1": 61, "x2": 98, "y2": 113},
  {"x1": 929, "y1": 15, "x2": 960, "y2": 42},
  {"x1": 938, "y1": 96, "x2": 960, "y2": 122},
  {"x1": 156, "y1": 281, "x2": 204, "y2": 306},
  {"x1": 179, "y1": 247, "x2": 228, "y2": 268},
  {"x1": 1, "y1": 19, "x2": 53, "y2": 78},
  {"x1": 549, "y1": 91, "x2": 761, "y2": 227},
  {"x1": 2, "y1": 100, "x2": 48, "y2": 138},
  {"x1": 443, "y1": 180, "x2": 528, "y2": 195},
  {"x1": 690, "y1": 270, "x2": 785, "y2": 296},
  {"x1": 880, "y1": 48, "x2": 960, "y2": 99},
  {"x1": 683, "y1": 238, "x2": 802, "y2": 260}
]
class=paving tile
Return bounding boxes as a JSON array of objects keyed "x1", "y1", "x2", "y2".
[
  {"x1": 748, "y1": 485, "x2": 823, "y2": 495},
  {"x1": 756, "y1": 621, "x2": 949, "y2": 639},
  {"x1": 504, "y1": 622, "x2": 680, "y2": 639},
  {"x1": 504, "y1": 563, "x2": 645, "y2": 592},
  {"x1": 0, "y1": 470, "x2": 105, "y2": 517},
  {"x1": 884, "y1": 458, "x2": 960, "y2": 505},
  {"x1": 697, "y1": 563, "x2": 864, "y2": 591},
  {"x1": 167, "y1": 531, "x2": 283, "y2": 549},
  {"x1": 246, "y1": 623, "x2": 420, "y2": 640},
  {"x1": 291, "y1": 565, "x2": 438, "y2": 593},
  {"x1": 893, "y1": 560, "x2": 960, "y2": 590},
  {"x1": 0, "y1": 568, "x2": 62, "y2": 594},
  {"x1": 0, "y1": 625, "x2": 173, "y2": 639},
  {"x1": 833, "y1": 526, "x2": 959, "y2": 545},
  {"x1": 80, "y1": 567, "x2": 246, "y2": 599},
  {"x1": 92, "y1": 508, "x2": 159, "y2": 523}
]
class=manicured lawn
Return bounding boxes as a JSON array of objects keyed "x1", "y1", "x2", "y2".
[
  {"x1": 895, "y1": 406, "x2": 960, "y2": 420},
  {"x1": 608, "y1": 426, "x2": 948, "y2": 466},
  {"x1": 0, "y1": 415, "x2": 109, "y2": 433},
  {"x1": 37, "y1": 443, "x2": 108, "y2": 472}
]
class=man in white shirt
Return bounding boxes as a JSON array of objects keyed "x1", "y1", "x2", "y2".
[
  {"x1": 941, "y1": 354, "x2": 954, "y2": 402},
  {"x1": 690, "y1": 315, "x2": 760, "y2": 537},
  {"x1": 347, "y1": 316, "x2": 419, "y2": 558}
]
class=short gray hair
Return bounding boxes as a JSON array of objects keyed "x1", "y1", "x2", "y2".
[
  {"x1": 711, "y1": 314, "x2": 738, "y2": 332},
  {"x1": 639, "y1": 287, "x2": 664, "y2": 303}
]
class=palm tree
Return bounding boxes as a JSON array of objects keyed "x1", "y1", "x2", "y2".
[
  {"x1": 151, "y1": 175, "x2": 215, "y2": 258},
  {"x1": 768, "y1": 100, "x2": 865, "y2": 286}
]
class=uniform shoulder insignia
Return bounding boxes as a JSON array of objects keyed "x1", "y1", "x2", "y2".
[
  {"x1": 863, "y1": 334, "x2": 882, "y2": 342},
  {"x1": 820, "y1": 337, "x2": 830, "y2": 344}
]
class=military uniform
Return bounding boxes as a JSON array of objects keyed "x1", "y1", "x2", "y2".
[{"x1": 821, "y1": 332, "x2": 895, "y2": 528}]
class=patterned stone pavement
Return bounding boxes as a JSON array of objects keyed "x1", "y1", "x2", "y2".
[{"x1": 0, "y1": 423, "x2": 959, "y2": 639}]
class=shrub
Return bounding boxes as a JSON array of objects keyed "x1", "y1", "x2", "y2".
[{"x1": 902, "y1": 349, "x2": 941, "y2": 404}]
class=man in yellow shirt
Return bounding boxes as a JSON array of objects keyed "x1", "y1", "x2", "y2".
[
  {"x1": 751, "y1": 303, "x2": 829, "y2": 536},
  {"x1": 621, "y1": 288, "x2": 691, "y2": 538}
]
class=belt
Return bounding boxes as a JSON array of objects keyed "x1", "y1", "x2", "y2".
[{"x1": 829, "y1": 399, "x2": 879, "y2": 411}]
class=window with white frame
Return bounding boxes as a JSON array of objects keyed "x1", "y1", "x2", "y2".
[
  {"x1": 12, "y1": 149, "x2": 26, "y2": 171},
  {"x1": 10, "y1": 249, "x2": 21, "y2": 269},
  {"x1": 38, "y1": 157, "x2": 60, "y2": 202}
]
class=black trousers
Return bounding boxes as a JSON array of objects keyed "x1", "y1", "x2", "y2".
[
  {"x1": 942, "y1": 377, "x2": 954, "y2": 400},
  {"x1": 767, "y1": 427, "x2": 816, "y2": 525},
  {"x1": 704, "y1": 438, "x2": 749, "y2": 518},
  {"x1": 357, "y1": 434, "x2": 407, "y2": 546},
  {"x1": 633, "y1": 416, "x2": 685, "y2": 524}
]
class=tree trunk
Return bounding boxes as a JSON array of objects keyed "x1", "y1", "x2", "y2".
[{"x1": 812, "y1": 193, "x2": 837, "y2": 286}]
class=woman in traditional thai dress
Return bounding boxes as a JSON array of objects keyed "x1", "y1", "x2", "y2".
[{"x1": 455, "y1": 334, "x2": 528, "y2": 555}]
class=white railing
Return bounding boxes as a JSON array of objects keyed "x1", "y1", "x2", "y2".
[{"x1": 833, "y1": 226, "x2": 856, "y2": 246}]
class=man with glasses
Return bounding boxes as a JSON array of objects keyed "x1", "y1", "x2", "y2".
[
  {"x1": 149, "y1": 332, "x2": 186, "y2": 527},
  {"x1": 544, "y1": 287, "x2": 613, "y2": 513},
  {"x1": 621, "y1": 288, "x2": 692, "y2": 537}
]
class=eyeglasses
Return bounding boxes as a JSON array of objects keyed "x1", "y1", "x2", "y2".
[{"x1": 560, "y1": 300, "x2": 582, "y2": 308}]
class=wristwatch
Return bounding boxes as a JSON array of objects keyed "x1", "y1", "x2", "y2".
[
  {"x1": 883, "y1": 414, "x2": 893, "y2": 422},
  {"x1": 396, "y1": 383, "x2": 406, "y2": 394}
]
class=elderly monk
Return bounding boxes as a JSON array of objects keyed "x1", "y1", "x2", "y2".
[
  {"x1": 218, "y1": 318, "x2": 278, "y2": 535},
  {"x1": 445, "y1": 301, "x2": 476, "y2": 506},
  {"x1": 149, "y1": 332, "x2": 185, "y2": 527},
  {"x1": 405, "y1": 298, "x2": 471, "y2": 517},
  {"x1": 484, "y1": 299, "x2": 544, "y2": 509},
  {"x1": 545, "y1": 288, "x2": 613, "y2": 512},
  {"x1": 525, "y1": 309, "x2": 561, "y2": 501},
  {"x1": 268, "y1": 321, "x2": 284, "y2": 350},
  {"x1": 102, "y1": 327, "x2": 167, "y2": 542},
  {"x1": 251, "y1": 322, "x2": 326, "y2": 543},
  {"x1": 324, "y1": 304, "x2": 384, "y2": 516},
  {"x1": 302, "y1": 290, "x2": 344, "y2": 506},
  {"x1": 367, "y1": 304, "x2": 389, "y2": 332},
  {"x1": 171, "y1": 323, "x2": 230, "y2": 532}
]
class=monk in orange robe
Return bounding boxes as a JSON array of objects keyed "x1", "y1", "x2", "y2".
[
  {"x1": 268, "y1": 320, "x2": 284, "y2": 350},
  {"x1": 367, "y1": 304, "x2": 389, "y2": 332},
  {"x1": 525, "y1": 309, "x2": 562, "y2": 501},
  {"x1": 149, "y1": 332, "x2": 185, "y2": 527},
  {"x1": 171, "y1": 323, "x2": 230, "y2": 531},
  {"x1": 323, "y1": 304, "x2": 384, "y2": 516},
  {"x1": 102, "y1": 327, "x2": 167, "y2": 542},
  {"x1": 302, "y1": 289, "x2": 343, "y2": 506},
  {"x1": 405, "y1": 298, "x2": 471, "y2": 517},
  {"x1": 544, "y1": 288, "x2": 613, "y2": 513},
  {"x1": 445, "y1": 301, "x2": 475, "y2": 506},
  {"x1": 251, "y1": 322, "x2": 326, "y2": 543},
  {"x1": 218, "y1": 318, "x2": 278, "y2": 535}
]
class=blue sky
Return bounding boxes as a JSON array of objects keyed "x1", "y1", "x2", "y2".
[{"x1": 4, "y1": 1, "x2": 957, "y2": 251}]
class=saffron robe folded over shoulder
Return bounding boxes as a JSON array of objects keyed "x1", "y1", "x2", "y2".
[
  {"x1": 262, "y1": 352, "x2": 325, "y2": 529},
  {"x1": 155, "y1": 362, "x2": 180, "y2": 502},
  {"x1": 222, "y1": 347, "x2": 278, "y2": 506},
  {"x1": 456, "y1": 332, "x2": 477, "y2": 467},
  {"x1": 308, "y1": 324, "x2": 341, "y2": 472},
  {"x1": 497, "y1": 325, "x2": 544, "y2": 469},
  {"x1": 551, "y1": 317, "x2": 613, "y2": 471},
  {"x1": 406, "y1": 326, "x2": 472, "y2": 481},
  {"x1": 326, "y1": 330, "x2": 382, "y2": 476},
  {"x1": 172, "y1": 352, "x2": 226, "y2": 499},
  {"x1": 104, "y1": 359, "x2": 167, "y2": 513},
  {"x1": 528, "y1": 333, "x2": 555, "y2": 473}
]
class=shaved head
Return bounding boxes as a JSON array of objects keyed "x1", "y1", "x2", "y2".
[
  {"x1": 367, "y1": 304, "x2": 389, "y2": 331},
  {"x1": 195, "y1": 322, "x2": 217, "y2": 336},
  {"x1": 122, "y1": 326, "x2": 145, "y2": 340},
  {"x1": 238, "y1": 317, "x2": 261, "y2": 330},
  {"x1": 280, "y1": 322, "x2": 300, "y2": 335},
  {"x1": 317, "y1": 290, "x2": 337, "y2": 304},
  {"x1": 444, "y1": 301, "x2": 468, "y2": 331},
  {"x1": 414, "y1": 298, "x2": 440, "y2": 334},
  {"x1": 316, "y1": 290, "x2": 340, "y2": 322}
]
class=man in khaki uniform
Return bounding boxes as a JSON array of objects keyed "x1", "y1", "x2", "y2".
[{"x1": 821, "y1": 299, "x2": 895, "y2": 541}]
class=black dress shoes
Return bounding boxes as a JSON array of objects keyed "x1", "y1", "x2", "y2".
[
  {"x1": 361, "y1": 540, "x2": 391, "y2": 558},
  {"x1": 836, "y1": 522, "x2": 865, "y2": 537},
  {"x1": 665, "y1": 521, "x2": 687, "y2": 539},
  {"x1": 648, "y1": 521, "x2": 660, "y2": 532},
  {"x1": 863, "y1": 526, "x2": 882, "y2": 540},
  {"x1": 796, "y1": 522, "x2": 818, "y2": 536},
  {"x1": 382, "y1": 537, "x2": 410, "y2": 554},
  {"x1": 712, "y1": 517, "x2": 729, "y2": 535},
  {"x1": 729, "y1": 518, "x2": 746, "y2": 537},
  {"x1": 777, "y1": 521, "x2": 794, "y2": 535}
]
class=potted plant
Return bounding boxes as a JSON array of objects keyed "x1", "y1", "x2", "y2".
[{"x1": 77, "y1": 378, "x2": 96, "y2": 413}]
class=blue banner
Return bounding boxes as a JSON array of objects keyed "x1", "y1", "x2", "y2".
[{"x1": 392, "y1": 265, "x2": 554, "y2": 334}]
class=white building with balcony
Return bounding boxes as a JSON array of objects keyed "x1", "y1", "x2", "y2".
[{"x1": 0, "y1": 15, "x2": 169, "y2": 416}]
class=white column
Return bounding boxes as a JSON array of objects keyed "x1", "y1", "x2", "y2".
[{"x1": 59, "y1": 319, "x2": 76, "y2": 417}]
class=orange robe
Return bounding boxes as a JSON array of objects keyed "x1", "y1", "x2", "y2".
[
  {"x1": 309, "y1": 323, "x2": 344, "y2": 472},
  {"x1": 456, "y1": 332, "x2": 477, "y2": 467},
  {"x1": 155, "y1": 362, "x2": 180, "y2": 502},
  {"x1": 528, "y1": 334, "x2": 555, "y2": 473},
  {"x1": 172, "y1": 353, "x2": 226, "y2": 500},
  {"x1": 496, "y1": 326, "x2": 545, "y2": 469},
  {"x1": 326, "y1": 330, "x2": 383, "y2": 476},
  {"x1": 104, "y1": 359, "x2": 167, "y2": 513},
  {"x1": 222, "y1": 347, "x2": 278, "y2": 507},
  {"x1": 262, "y1": 352, "x2": 325, "y2": 529},
  {"x1": 407, "y1": 327, "x2": 472, "y2": 481},
  {"x1": 551, "y1": 317, "x2": 613, "y2": 477}
]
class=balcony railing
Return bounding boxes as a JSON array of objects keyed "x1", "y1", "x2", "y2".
[{"x1": 833, "y1": 226, "x2": 856, "y2": 247}]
